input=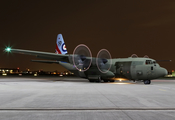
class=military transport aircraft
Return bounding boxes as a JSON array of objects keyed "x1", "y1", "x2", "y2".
[{"x1": 4, "y1": 34, "x2": 168, "y2": 84}]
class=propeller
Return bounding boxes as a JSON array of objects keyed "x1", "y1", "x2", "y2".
[
  {"x1": 72, "y1": 44, "x2": 92, "y2": 72},
  {"x1": 143, "y1": 55, "x2": 149, "y2": 58},
  {"x1": 96, "y1": 49, "x2": 112, "y2": 73},
  {"x1": 131, "y1": 54, "x2": 138, "y2": 58}
]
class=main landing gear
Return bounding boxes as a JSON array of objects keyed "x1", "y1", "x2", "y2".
[
  {"x1": 144, "y1": 80, "x2": 151, "y2": 84},
  {"x1": 89, "y1": 79, "x2": 101, "y2": 83},
  {"x1": 88, "y1": 76, "x2": 101, "y2": 83},
  {"x1": 96, "y1": 76, "x2": 102, "y2": 83},
  {"x1": 88, "y1": 77, "x2": 115, "y2": 83}
]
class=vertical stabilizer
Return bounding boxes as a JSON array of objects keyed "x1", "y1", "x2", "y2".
[{"x1": 55, "y1": 34, "x2": 68, "y2": 54}]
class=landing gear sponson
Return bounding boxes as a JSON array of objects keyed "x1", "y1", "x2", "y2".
[{"x1": 88, "y1": 78, "x2": 115, "y2": 83}]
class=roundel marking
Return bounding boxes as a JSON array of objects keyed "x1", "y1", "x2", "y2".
[{"x1": 61, "y1": 43, "x2": 67, "y2": 52}]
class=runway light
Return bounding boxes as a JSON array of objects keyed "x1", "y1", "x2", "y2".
[
  {"x1": 2, "y1": 73, "x2": 7, "y2": 76},
  {"x1": 19, "y1": 74, "x2": 22, "y2": 76},
  {"x1": 34, "y1": 74, "x2": 37, "y2": 76},
  {"x1": 5, "y1": 47, "x2": 11, "y2": 52}
]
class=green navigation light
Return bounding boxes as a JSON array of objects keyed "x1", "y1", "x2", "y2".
[{"x1": 5, "y1": 47, "x2": 11, "y2": 52}]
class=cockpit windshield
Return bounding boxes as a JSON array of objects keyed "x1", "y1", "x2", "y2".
[
  {"x1": 145, "y1": 60, "x2": 152, "y2": 64},
  {"x1": 153, "y1": 61, "x2": 156, "y2": 64},
  {"x1": 145, "y1": 60, "x2": 157, "y2": 65}
]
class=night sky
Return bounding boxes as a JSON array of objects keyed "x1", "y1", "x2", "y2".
[{"x1": 0, "y1": 1, "x2": 175, "y2": 71}]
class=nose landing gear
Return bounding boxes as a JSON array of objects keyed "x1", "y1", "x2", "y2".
[{"x1": 144, "y1": 80, "x2": 151, "y2": 84}]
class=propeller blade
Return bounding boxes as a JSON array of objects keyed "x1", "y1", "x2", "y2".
[
  {"x1": 72, "y1": 44, "x2": 92, "y2": 71},
  {"x1": 131, "y1": 54, "x2": 138, "y2": 58},
  {"x1": 96, "y1": 49, "x2": 112, "y2": 73}
]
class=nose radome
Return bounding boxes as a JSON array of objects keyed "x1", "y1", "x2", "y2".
[
  {"x1": 161, "y1": 68, "x2": 168, "y2": 77},
  {"x1": 164, "y1": 68, "x2": 168, "y2": 76}
]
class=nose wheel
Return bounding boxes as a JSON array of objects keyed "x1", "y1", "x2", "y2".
[{"x1": 144, "y1": 80, "x2": 151, "y2": 84}]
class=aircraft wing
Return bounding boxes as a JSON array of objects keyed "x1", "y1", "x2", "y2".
[
  {"x1": 9, "y1": 49, "x2": 70, "y2": 62},
  {"x1": 31, "y1": 60, "x2": 60, "y2": 64}
]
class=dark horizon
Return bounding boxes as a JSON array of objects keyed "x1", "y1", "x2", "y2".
[{"x1": 0, "y1": 1, "x2": 175, "y2": 71}]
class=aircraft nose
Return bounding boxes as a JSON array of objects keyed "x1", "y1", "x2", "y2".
[
  {"x1": 164, "y1": 68, "x2": 168, "y2": 76},
  {"x1": 160, "y1": 67, "x2": 168, "y2": 77}
]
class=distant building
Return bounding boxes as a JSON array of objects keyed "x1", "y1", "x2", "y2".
[
  {"x1": 172, "y1": 70, "x2": 175, "y2": 77},
  {"x1": 0, "y1": 68, "x2": 19, "y2": 74}
]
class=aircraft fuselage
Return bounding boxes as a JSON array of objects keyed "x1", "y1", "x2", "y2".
[{"x1": 60, "y1": 57, "x2": 167, "y2": 83}]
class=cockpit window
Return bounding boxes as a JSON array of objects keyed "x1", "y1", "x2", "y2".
[
  {"x1": 153, "y1": 61, "x2": 156, "y2": 64},
  {"x1": 145, "y1": 60, "x2": 153, "y2": 65}
]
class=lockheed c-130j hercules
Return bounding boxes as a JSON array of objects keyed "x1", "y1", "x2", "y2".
[{"x1": 4, "y1": 34, "x2": 168, "y2": 84}]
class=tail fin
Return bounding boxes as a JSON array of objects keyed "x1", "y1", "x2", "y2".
[{"x1": 55, "y1": 34, "x2": 68, "y2": 54}]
